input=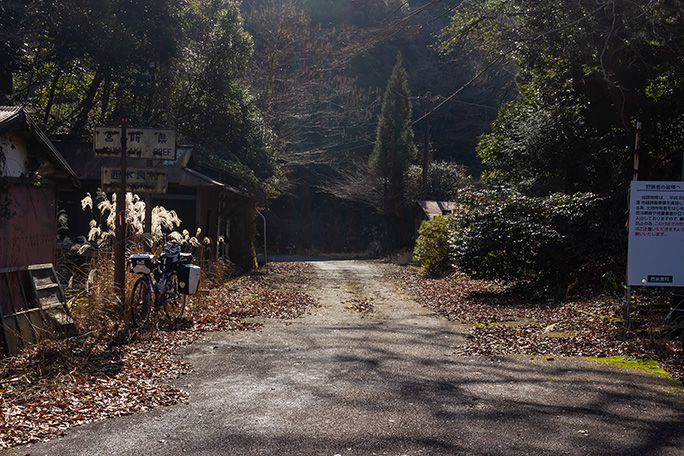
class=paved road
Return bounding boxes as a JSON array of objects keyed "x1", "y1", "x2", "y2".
[{"x1": 15, "y1": 260, "x2": 684, "y2": 455}]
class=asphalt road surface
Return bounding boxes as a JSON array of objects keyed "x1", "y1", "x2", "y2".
[{"x1": 15, "y1": 260, "x2": 684, "y2": 455}]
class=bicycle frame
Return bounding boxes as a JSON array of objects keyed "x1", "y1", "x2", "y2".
[
  {"x1": 129, "y1": 253, "x2": 186, "y2": 327},
  {"x1": 149, "y1": 266, "x2": 173, "y2": 307}
]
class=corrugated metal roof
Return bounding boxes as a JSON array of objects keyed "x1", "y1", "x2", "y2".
[
  {"x1": 0, "y1": 106, "x2": 22, "y2": 118},
  {"x1": 0, "y1": 106, "x2": 80, "y2": 188},
  {"x1": 417, "y1": 200, "x2": 458, "y2": 219},
  {"x1": 0, "y1": 106, "x2": 25, "y2": 134}
]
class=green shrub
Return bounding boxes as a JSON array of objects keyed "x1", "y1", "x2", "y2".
[
  {"x1": 449, "y1": 187, "x2": 606, "y2": 283},
  {"x1": 413, "y1": 215, "x2": 453, "y2": 276}
]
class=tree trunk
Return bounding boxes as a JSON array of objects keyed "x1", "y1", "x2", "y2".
[
  {"x1": 43, "y1": 72, "x2": 60, "y2": 125},
  {"x1": 101, "y1": 73, "x2": 112, "y2": 123},
  {"x1": 68, "y1": 67, "x2": 105, "y2": 137}
]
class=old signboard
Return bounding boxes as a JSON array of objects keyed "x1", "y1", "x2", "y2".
[
  {"x1": 94, "y1": 127, "x2": 176, "y2": 160},
  {"x1": 102, "y1": 167, "x2": 168, "y2": 194},
  {"x1": 628, "y1": 180, "x2": 684, "y2": 286}
]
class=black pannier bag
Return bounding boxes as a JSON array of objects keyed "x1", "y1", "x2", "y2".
[{"x1": 178, "y1": 263, "x2": 200, "y2": 295}]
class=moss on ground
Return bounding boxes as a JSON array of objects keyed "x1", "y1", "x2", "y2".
[{"x1": 584, "y1": 355, "x2": 671, "y2": 378}]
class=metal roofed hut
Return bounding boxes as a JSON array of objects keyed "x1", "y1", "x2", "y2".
[
  {"x1": 0, "y1": 107, "x2": 80, "y2": 355},
  {"x1": 56, "y1": 141, "x2": 258, "y2": 272}
]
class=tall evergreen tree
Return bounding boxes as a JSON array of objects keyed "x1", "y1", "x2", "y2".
[{"x1": 370, "y1": 51, "x2": 417, "y2": 250}]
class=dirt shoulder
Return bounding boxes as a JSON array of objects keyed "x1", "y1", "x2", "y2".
[{"x1": 12, "y1": 259, "x2": 684, "y2": 456}]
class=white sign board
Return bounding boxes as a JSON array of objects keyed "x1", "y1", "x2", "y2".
[
  {"x1": 102, "y1": 167, "x2": 167, "y2": 194},
  {"x1": 628, "y1": 180, "x2": 684, "y2": 286},
  {"x1": 94, "y1": 127, "x2": 176, "y2": 160}
]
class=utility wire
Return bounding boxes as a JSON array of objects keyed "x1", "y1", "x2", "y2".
[{"x1": 413, "y1": 52, "x2": 506, "y2": 125}]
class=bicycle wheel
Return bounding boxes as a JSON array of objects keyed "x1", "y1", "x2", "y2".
[
  {"x1": 131, "y1": 276, "x2": 152, "y2": 328},
  {"x1": 163, "y1": 272, "x2": 186, "y2": 320}
]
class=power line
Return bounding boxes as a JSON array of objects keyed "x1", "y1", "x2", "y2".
[{"x1": 413, "y1": 52, "x2": 506, "y2": 125}]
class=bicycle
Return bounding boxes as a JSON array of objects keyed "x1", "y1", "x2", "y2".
[{"x1": 128, "y1": 243, "x2": 191, "y2": 328}]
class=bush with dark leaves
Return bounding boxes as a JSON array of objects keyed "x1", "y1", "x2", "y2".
[
  {"x1": 452, "y1": 188, "x2": 614, "y2": 284},
  {"x1": 414, "y1": 187, "x2": 619, "y2": 286}
]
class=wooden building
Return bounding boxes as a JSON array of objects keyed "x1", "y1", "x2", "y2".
[
  {"x1": 0, "y1": 107, "x2": 80, "y2": 354},
  {"x1": 56, "y1": 141, "x2": 257, "y2": 270}
]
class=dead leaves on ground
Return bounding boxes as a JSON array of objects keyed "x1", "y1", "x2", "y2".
[
  {"x1": 0, "y1": 336, "x2": 189, "y2": 448},
  {"x1": 0, "y1": 262, "x2": 317, "y2": 449},
  {"x1": 346, "y1": 297, "x2": 375, "y2": 314},
  {"x1": 395, "y1": 267, "x2": 684, "y2": 382},
  {"x1": 3, "y1": 261, "x2": 681, "y2": 449}
]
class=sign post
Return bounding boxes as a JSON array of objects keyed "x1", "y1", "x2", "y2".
[
  {"x1": 114, "y1": 118, "x2": 128, "y2": 303},
  {"x1": 94, "y1": 124, "x2": 176, "y2": 305},
  {"x1": 94, "y1": 127, "x2": 176, "y2": 160},
  {"x1": 102, "y1": 167, "x2": 168, "y2": 194}
]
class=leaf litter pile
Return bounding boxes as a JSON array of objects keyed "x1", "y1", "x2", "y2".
[
  {"x1": 0, "y1": 262, "x2": 317, "y2": 449},
  {"x1": 396, "y1": 266, "x2": 684, "y2": 382},
  {"x1": 346, "y1": 297, "x2": 374, "y2": 315}
]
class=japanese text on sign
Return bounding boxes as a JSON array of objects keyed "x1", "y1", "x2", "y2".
[
  {"x1": 102, "y1": 167, "x2": 167, "y2": 194},
  {"x1": 632, "y1": 193, "x2": 684, "y2": 237},
  {"x1": 94, "y1": 127, "x2": 176, "y2": 160},
  {"x1": 628, "y1": 181, "x2": 684, "y2": 286}
]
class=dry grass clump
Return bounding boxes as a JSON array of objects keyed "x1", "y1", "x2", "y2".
[
  {"x1": 200, "y1": 258, "x2": 235, "y2": 289},
  {"x1": 67, "y1": 256, "x2": 129, "y2": 339}
]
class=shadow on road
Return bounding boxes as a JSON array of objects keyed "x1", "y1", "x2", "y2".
[{"x1": 15, "y1": 260, "x2": 684, "y2": 456}]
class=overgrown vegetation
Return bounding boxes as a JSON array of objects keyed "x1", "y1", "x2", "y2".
[
  {"x1": 73, "y1": 190, "x2": 210, "y2": 256},
  {"x1": 0, "y1": 148, "x2": 13, "y2": 219},
  {"x1": 3, "y1": 0, "x2": 281, "y2": 204},
  {"x1": 439, "y1": 0, "x2": 684, "y2": 191},
  {"x1": 414, "y1": 187, "x2": 622, "y2": 287},
  {"x1": 419, "y1": 0, "x2": 684, "y2": 287},
  {"x1": 405, "y1": 160, "x2": 471, "y2": 202},
  {"x1": 413, "y1": 215, "x2": 452, "y2": 277}
]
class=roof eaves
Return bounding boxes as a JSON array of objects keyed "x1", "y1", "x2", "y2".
[
  {"x1": 0, "y1": 107, "x2": 81, "y2": 188},
  {"x1": 24, "y1": 113, "x2": 81, "y2": 188},
  {"x1": 183, "y1": 167, "x2": 250, "y2": 198},
  {"x1": 0, "y1": 106, "x2": 25, "y2": 136}
]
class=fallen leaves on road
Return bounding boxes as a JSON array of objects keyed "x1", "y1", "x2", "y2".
[
  {"x1": 395, "y1": 266, "x2": 684, "y2": 382},
  {"x1": 346, "y1": 298, "x2": 375, "y2": 314},
  {"x1": 0, "y1": 262, "x2": 317, "y2": 449}
]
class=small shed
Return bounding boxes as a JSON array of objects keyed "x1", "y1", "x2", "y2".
[
  {"x1": 416, "y1": 200, "x2": 458, "y2": 220},
  {"x1": 0, "y1": 107, "x2": 80, "y2": 354},
  {"x1": 415, "y1": 200, "x2": 458, "y2": 237},
  {"x1": 56, "y1": 142, "x2": 257, "y2": 270}
]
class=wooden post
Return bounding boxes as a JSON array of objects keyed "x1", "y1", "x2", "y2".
[
  {"x1": 632, "y1": 121, "x2": 642, "y2": 180},
  {"x1": 625, "y1": 121, "x2": 642, "y2": 323},
  {"x1": 114, "y1": 116, "x2": 127, "y2": 303},
  {"x1": 145, "y1": 193, "x2": 153, "y2": 234},
  {"x1": 422, "y1": 115, "x2": 430, "y2": 199},
  {"x1": 145, "y1": 158, "x2": 153, "y2": 235}
]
